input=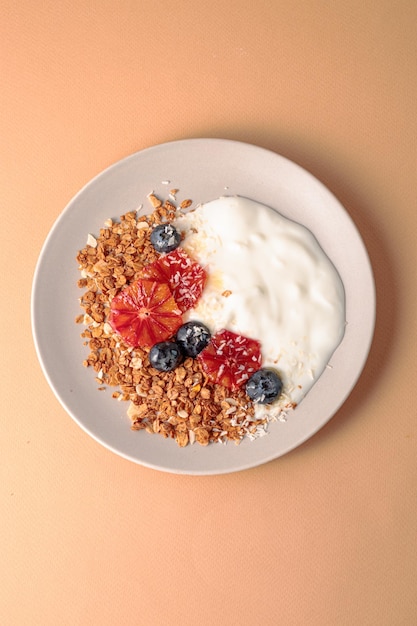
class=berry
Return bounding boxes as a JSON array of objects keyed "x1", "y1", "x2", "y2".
[
  {"x1": 197, "y1": 329, "x2": 262, "y2": 390},
  {"x1": 140, "y1": 248, "x2": 207, "y2": 312},
  {"x1": 245, "y1": 369, "x2": 283, "y2": 404},
  {"x1": 150, "y1": 223, "x2": 181, "y2": 253},
  {"x1": 149, "y1": 341, "x2": 183, "y2": 372},
  {"x1": 176, "y1": 321, "x2": 211, "y2": 358},
  {"x1": 109, "y1": 278, "x2": 183, "y2": 348}
]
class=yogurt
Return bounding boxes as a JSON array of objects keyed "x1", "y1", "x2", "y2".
[{"x1": 173, "y1": 196, "x2": 346, "y2": 419}]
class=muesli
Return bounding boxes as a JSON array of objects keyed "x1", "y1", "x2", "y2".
[{"x1": 75, "y1": 194, "x2": 275, "y2": 446}]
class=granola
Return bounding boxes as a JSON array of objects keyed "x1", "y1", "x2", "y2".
[{"x1": 76, "y1": 195, "x2": 269, "y2": 446}]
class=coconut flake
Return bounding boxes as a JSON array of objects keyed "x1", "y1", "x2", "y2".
[{"x1": 87, "y1": 233, "x2": 97, "y2": 248}]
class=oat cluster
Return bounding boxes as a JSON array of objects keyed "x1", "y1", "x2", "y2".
[{"x1": 76, "y1": 194, "x2": 268, "y2": 446}]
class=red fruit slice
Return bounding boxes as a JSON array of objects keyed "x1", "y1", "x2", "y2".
[
  {"x1": 140, "y1": 248, "x2": 207, "y2": 312},
  {"x1": 109, "y1": 279, "x2": 183, "y2": 348},
  {"x1": 197, "y1": 329, "x2": 262, "y2": 391}
]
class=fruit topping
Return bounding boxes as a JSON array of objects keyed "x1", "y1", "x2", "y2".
[
  {"x1": 150, "y1": 223, "x2": 181, "y2": 253},
  {"x1": 176, "y1": 321, "x2": 211, "y2": 358},
  {"x1": 245, "y1": 369, "x2": 283, "y2": 404},
  {"x1": 149, "y1": 341, "x2": 183, "y2": 372},
  {"x1": 109, "y1": 278, "x2": 183, "y2": 348},
  {"x1": 140, "y1": 248, "x2": 207, "y2": 312},
  {"x1": 197, "y1": 329, "x2": 262, "y2": 391}
]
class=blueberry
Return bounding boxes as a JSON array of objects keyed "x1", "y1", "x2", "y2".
[
  {"x1": 176, "y1": 321, "x2": 211, "y2": 358},
  {"x1": 149, "y1": 341, "x2": 183, "y2": 372},
  {"x1": 150, "y1": 223, "x2": 181, "y2": 253},
  {"x1": 245, "y1": 369, "x2": 283, "y2": 404}
]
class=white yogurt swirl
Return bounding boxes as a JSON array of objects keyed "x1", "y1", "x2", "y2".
[{"x1": 174, "y1": 196, "x2": 346, "y2": 419}]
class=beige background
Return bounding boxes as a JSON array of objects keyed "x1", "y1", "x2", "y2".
[{"x1": 1, "y1": 1, "x2": 417, "y2": 624}]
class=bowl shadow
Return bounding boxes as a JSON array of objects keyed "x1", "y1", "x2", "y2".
[{"x1": 264, "y1": 138, "x2": 398, "y2": 451}]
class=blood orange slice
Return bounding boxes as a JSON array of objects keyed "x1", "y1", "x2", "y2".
[
  {"x1": 140, "y1": 248, "x2": 207, "y2": 312},
  {"x1": 197, "y1": 329, "x2": 262, "y2": 391},
  {"x1": 109, "y1": 279, "x2": 183, "y2": 348}
]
